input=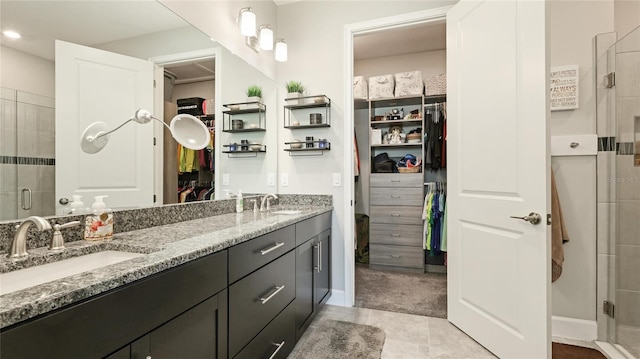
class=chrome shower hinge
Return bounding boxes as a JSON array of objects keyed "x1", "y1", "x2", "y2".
[
  {"x1": 603, "y1": 300, "x2": 615, "y2": 318},
  {"x1": 605, "y1": 72, "x2": 615, "y2": 89}
]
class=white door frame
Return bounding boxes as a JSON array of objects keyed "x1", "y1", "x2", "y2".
[
  {"x1": 342, "y1": 6, "x2": 453, "y2": 306},
  {"x1": 149, "y1": 48, "x2": 221, "y2": 205}
]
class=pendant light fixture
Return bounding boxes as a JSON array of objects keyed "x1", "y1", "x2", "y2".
[
  {"x1": 239, "y1": 7, "x2": 256, "y2": 37},
  {"x1": 275, "y1": 39, "x2": 288, "y2": 62},
  {"x1": 259, "y1": 25, "x2": 274, "y2": 51}
]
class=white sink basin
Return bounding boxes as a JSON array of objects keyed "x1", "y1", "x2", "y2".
[
  {"x1": 0, "y1": 251, "x2": 145, "y2": 296},
  {"x1": 271, "y1": 210, "x2": 302, "y2": 215}
]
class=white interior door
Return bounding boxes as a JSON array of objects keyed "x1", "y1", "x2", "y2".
[
  {"x1": 447, "y1": 1, "x2": 550, "y2": 358},
  {"x1": 55, "y1": 40, "x2": 154, "y2": 213}
]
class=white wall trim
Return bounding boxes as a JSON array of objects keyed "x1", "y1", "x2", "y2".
[
  {"x1": 595, "y1": 341, "x2": 637, "y2": 359},
  {"x1": 149, "y1": 47, "x2": 221, "y2": 202},
  {"x1": 342, "y1": 6, "x2": 452, "y2": 308},
  {"x1": 551, "y1": 316, "x2": 597, "y2": 342},
  {"x1": 326, "y1": 289, "x2": 346, "y2": 307}
]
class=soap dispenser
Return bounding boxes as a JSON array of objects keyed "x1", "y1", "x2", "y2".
[
  {"x1": 68, "y1": 194, "x2": 86, "y2": 214},
  {"x1": 236, "y1": 190, "x2": 244, "y2": 213},
  {"x1": 84, "y1": 195, "x2": 114, "y2": 241}
]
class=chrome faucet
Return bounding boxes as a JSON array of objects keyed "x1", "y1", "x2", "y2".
[
  {"x1": 260, "y1": 193, "x2": 278, "y2": 212},
  {"x1": 9, "y1": 216, "x2": 52, "y2": 258}
]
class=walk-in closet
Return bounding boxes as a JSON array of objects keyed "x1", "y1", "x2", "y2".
[
  {"x1": 162, "y1": 60, "x2": 216, "y2": 204},
  {"x1": 353, "y1": 20, "x2": 448, "y2": 317}
]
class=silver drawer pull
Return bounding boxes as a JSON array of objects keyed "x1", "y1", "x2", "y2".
[
  {"x1": 390, "y1": 254, "x2": 402, "y2": 258},
  {"x1": 260, "y1": 285, "x2": 285, "y2": 304},
  {"x1": 391, "y1": 180, "x2": 401, "y2": 182},
  {"x1": 390, "y1": 195, "x2": 401, "y2": 198},
  {"x1": 260, "y1": 242, "x2": 285, "y2": 255},
  {"x1": 268, "y1": 341, "x2": 285, "y2": 359},
  {"x1": 390, "y1": 234, "x2": 400, "y2": 237},
  {"x1": 390, "y1": 214, "x2": 401, "y2": 217}
]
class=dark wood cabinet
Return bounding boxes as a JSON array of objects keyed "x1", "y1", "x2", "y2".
[
  {"x1": 294, "y1": 214, "x2": 332, "y2": 340},
  {"x1": 2, "y1": 212, "x2": 332, "y2": 359},
  {"x1": 130, "y1": 290, "x2": 227, "y2": 359},
  {"x1": 1, "y1": 251, "x2": 227, "y2": 359}
]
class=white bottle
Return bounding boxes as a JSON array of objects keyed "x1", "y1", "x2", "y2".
[
  {"x1": 236, "y1": 190, "x2": 244, "y2": 213},
  {"x1": 84, "y1": 195, "x2": 114, "y2": 241},
  {"x1": 68, "y1": 194, "x2": 85, "y2": 214}
]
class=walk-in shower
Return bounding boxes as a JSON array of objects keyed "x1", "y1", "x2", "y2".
[{"x1": 595, "y1": 25, "x2": 640, "y2": 358}]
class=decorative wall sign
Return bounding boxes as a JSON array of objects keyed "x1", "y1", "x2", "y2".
[{"x1": 550, "y1": 65, "x2": 579, "y2": 111}]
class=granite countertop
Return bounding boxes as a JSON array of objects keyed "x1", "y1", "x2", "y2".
[{"x1": 0, "y1": 205, "x2": 332, "y2": 329}]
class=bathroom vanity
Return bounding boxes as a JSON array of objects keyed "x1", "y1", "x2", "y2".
[{"x1": 0, "y1": 205, "x2": 332, "y2": 359}]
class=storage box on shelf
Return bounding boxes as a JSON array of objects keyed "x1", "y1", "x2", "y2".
[
  {"x1": 284, "y1": 95, "x2": 331, "y2": 128},
  {"x1": 368, "y1": 74, "x2": 395, "y2": 100},
  {"x1": 424, "y1": 74, "x2": 446, "y2": 96},
  {"x1": 222, "y1": 102, "x2": 266, "y2": 132},
  {"x1": 354, "y1": 76, "x2": 368, "y2": 100},
  {"x1": 394, "y1": 71, "x2": 423, "y2": 97}
]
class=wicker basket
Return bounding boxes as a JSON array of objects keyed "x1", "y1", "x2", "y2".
[
  {"x1": 425, "y1": 74, "x2": 446, "y2": 96},
  {"x1": 397, "y1": 166, "x2": 421, "y2": 173}
]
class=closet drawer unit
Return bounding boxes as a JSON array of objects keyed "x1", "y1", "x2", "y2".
[
  {"x1": 370, "y1": 173, "x2": 422, "y2": 188},
  {"x1": 370, "y1": 187, "x2": 423, "y2": 206},
  {"x1": 229, "y1": 251, "x2": 296, "y2": 357},
  {"x1": 234, "y1": 303, "x2": 295, "y2": 359},
  {"x1": 370, "y1": 205, "x2": 423, "y2": 225},
  {"x1": 370, "y1": 223, "x2": 423, "y2": 247},
  {"x1": 229, "y1": 225, "x2": 295, "y2": 283},
  {"x1": 370, "y1": 244, "x2": 423, "y2": 269}
]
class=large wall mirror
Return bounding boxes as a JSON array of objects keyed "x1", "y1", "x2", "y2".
[{"x1": 0, "y1": 0, "x2": 278, "y2": 222}]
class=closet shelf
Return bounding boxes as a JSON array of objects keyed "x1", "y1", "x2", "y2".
[
  {"x1": 370, "y1": 118, "x2": 422, "y2": 125},
  {"x1": 371, "y1": 143, "x2": 422, "y2": 148}
]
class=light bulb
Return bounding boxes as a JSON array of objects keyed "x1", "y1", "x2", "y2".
[
  {"x1": 239, "y1": 8, "x2": 256, "y2": 37},
  {"x1": 259, "y1": 25, "x2": 273, "y2": 51},
  {"x1": 275, "y1": 39, "x2": 287, "y2": 62}
]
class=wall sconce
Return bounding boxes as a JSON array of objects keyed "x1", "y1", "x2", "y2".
[
  {"x1": 239, "y1": 7, "x2": 256, "y2": 37},
  {"x1": 259, "y1": 25, "x2": 273, "y2": 51},
  {"x1": 275, "y1": 39, "x2": 288, "y2": 62},
  {"x1": 80, "y1": 109, "x2": 209, "y2": 154}
]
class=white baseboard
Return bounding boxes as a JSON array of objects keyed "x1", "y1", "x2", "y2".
[
  {"x1": 552, "y1": 315, "x2": 597, "y2": 342},
  {"x1": 326, "y1": 289, "x2": 346, "y2": 306}
]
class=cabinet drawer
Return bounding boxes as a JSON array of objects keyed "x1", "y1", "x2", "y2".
[
  {"x1": 229, "y1": 225, "x2": 295, "y2": 283},
  {"x1": 234, "y1": 303, "x2": 295, "y2": 359},
  {"x1": 229, "y1": 251, "x2": 296, "y2": 357},
  {"x1": 370, "y1": 223, "x2": 423, "y2": 247},
  {"x1": 296, "y1": 211, "x2": 331, "y2": 246},
  {"x1": 369, "y1": 205, "x2": 423, "y2": 225},
  {"x1": 370, "y1": 244, "x2": 423, "y2": 269},
  {"x1": 370, "y1": 187, "x2": 423, "y2": 206},
  {"x1": 370, "y1": 173, "x2": 422, "y2": 188}
]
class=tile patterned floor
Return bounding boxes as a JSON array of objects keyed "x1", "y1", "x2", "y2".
[{"x1": 289, "y1": 305, "x2": 497, "y2": 359}]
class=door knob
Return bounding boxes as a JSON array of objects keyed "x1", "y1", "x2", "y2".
[
  {"x1": 510, "y1": 212, "x2": 542, "y2": 225},
  {"x1": 59, "y1": 197, "x2": 69, "y2": 205}
]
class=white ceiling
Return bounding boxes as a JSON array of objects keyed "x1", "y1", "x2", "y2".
[
  {"x1": 0, "y1": 1, "x2": 188, "y2": 61},
  {"x1": 354, "y1": 21, "x2": 446, "y2": 60}
]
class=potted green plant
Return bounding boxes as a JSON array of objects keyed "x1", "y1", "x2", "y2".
[
  {"x1": 246, "y1": 85, "x2": 262, "y2": 103},
  {"x1": 285, "y1": 80, "x2": 305, "y2": 104}
]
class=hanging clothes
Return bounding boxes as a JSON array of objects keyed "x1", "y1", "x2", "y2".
[{"x1": 423, "y1": 183, "x2": 447, "y2": 254}]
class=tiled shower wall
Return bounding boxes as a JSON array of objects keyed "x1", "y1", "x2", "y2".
[{"x1": 0, "y1": 87, "x2": 55, "y2": 221}]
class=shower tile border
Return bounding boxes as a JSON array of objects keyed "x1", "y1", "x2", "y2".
[{"x1": 0, "y1": 156, "x2": 55, "y2": 166}]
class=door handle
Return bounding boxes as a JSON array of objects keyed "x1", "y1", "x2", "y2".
[
  {"x1": 260, "y1": 242, "x2": 285, "y2": 256},
  {"x1": 259, "y1": 285, "x2": 285, "y2": 304},
  {"x1": 510, "y1": 212, "x2": 542, "y2": 225},
  {"x1": 268, "y1": 341, "x2": 285, "y2": 359},
  {"x1": 21, "y1": 188, "x2": 32, "y2": 210}
]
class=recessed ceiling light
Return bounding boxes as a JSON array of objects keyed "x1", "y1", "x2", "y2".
[{"x1": 3, "y1": 30, "x2": 21, "y2": 39}]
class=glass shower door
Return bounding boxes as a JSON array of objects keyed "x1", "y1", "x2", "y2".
[
  {"x1": 612, "y1": 25, "x2": 640, "y2": 358},
  {"x1": 0, "y1": 87, "x2": 56, "y2": 221}
]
